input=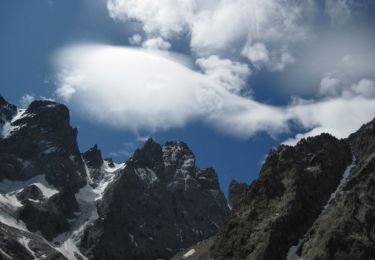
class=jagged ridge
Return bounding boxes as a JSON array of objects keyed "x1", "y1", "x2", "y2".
[{"x1": 0, "y1": 95, "x2": 229, "y2": 260}]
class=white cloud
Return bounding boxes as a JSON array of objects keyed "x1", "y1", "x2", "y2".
[
  {"x1": 241, "y1": 42, "x2": 269, "y2": 67},
  {"x1": 53, "y1": 44, "x2": 289, "y2": 135},
  {"x1": 54, "y1": 44, "x2": 210, "y2": 132},
  {"x1": 54, "y1": 44, "x2": 375, "y2": 142},
  {"x1": 269, "y1": 49, "x2": 296, "y2": 72},
  {"x1": 19, "y1": 94, "x2": 35, "y2": 108},
  {"x1": 129, "y1": 34, "x2": 142, "y2": 45},
  {"x1": 284, "y1": 96, "x2": 375, "y2": 145},
  {"x1": 107, "y1": 0, "x2": 307, "y2": 72},
  {"x1": 196, "y1": 55, "x2": 251, "y2": 94},
  {"x1": 107, "y1": 0, "x2": 195, "y2": 38},
  {"x1": 325, "y1": 0, "x2": 352, "y2": 25},
  {"x1": 319, "y1": 74, "x2": 341, "y2": 96},
  {"x1": 351, "y1": 79, "x2": 375, "y2": 98},
  {"x1": 105, "y1": 0, "x2": 375, "y2": 99},
  {"x1": 142, "y1": 37, "x2": 171, "y2": 50},
  {"x1": 319, "y1": 74, "x2": 375, "y2": 99}
]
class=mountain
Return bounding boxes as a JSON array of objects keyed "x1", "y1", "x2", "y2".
[
  {"x1": 2, "y1": 94, "x2": 375, "y2": 260},
  {"x1": 79, "y1": 138, "x2": 229, "y2": 260},
  {"x1": 173, "y1": 119, "x2": 375, "y2": 259},
  {"x1": 0, "y1": 96, "x2": 229, "y2": 260},
  {"x1": 227, "y1": 180, "x2": 247, "y2": 210}
]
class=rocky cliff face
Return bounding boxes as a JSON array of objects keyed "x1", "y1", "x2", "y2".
[
  {"x1": 2, "y1": 94, "x2": 375, "y2": 260},
  {"x1": 299, "y1": 119, "x2": 375, "y2": 260},
  {"x1": 174, "y1": 119, "x2": 375, "y2": 260},
  {"x1": 79, "y1": 138, "x2": 229, "y2": 260},
  {"x1": 211, "y1": 134, "x2": 352, "y2": 260},
  {"x1": 0, "y1": 95, "x2": 229, "y2": 260},
  {"x1": 0, "y1": 97, "x2": 88, "y2": 253},
  {"x1": 228, "y1": 180, "x2": 247, "y2": 210}
]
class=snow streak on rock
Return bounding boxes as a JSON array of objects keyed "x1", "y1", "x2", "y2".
[{"x1": 53, "y1": 161, "x2": 125, "y2": 260}]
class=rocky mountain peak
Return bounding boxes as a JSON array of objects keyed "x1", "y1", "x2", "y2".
[
  {"x1": 0, "y1": 95, "x2": 17, "y2": 126},
  {"x1": 162, "y1": 141, "x2": 195, "y2": 169},
  {"x1": 348, "y1": 117, "x2": 375, "y2": 162},
  {"x1": 132, "y1": 137, "x2": 163, "y2": 169},
  {"x1": 174, "y1": 123, "x2": 375, "y2": 260},
  {"x1": 83, "y1": 144, "x2": 103, "y2": 169},
  {"x1": 80, "y1": 138, "x2": 229, "y2": 260},
  {"x1": 83, "y1": 144, "x2": 105, "y2": 185},
  {"x1": 209, "y1": 133, "x2": 352, "y2": 259},
  {"x1": 228, "y1": 179, "x2": 247, "y2": 209}
]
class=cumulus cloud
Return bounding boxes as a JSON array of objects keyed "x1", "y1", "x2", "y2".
[
  {"x1": 196, "y1": 55, "x2": 251, "y2": 94},
  {"x1": 241, "y1": 43, "x2": 269, "y2": 68},
  {"x1": 142, "y1": 37, "x2": 171, "y2": 50},
  {"x1": 107, "y1": 0, "x2": 307, "y2": 72},
  {"x1": 19, "y1": 94, "x2": 35, "y2": 108},
  {"x1": 128, "y1": 34, "x2": 142, "y2": 45},
  {"x1": 54, "y1": 44, "x2": 375, "y2": 142},
  {"x1": 319, "y1": 74, "x2": 341, "y2": 96},
  {"x1": 284, "y1": 96, "x2": 375, "y2": 145},
  {"x1": 107, "y1": 0, "x2": 195, "y2": 38},
  {"x1": 350, "y1": 79, "x2": 375, "y2": 98}
]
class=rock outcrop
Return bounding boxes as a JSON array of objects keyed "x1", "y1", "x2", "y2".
[
  {"x1": 83, "y1": 144, "x2": 104, "y2": 185},
  {"x1": 210, "y1": 134, "x2": 352, "y2": 260},
  {"x1": 228, "y1": 180, "x2": 247, "y2": 209},
  {"x1": 174, "y1": 119, "x2": 375, "y2": 260},
  {"x1": 2, "y1": 94, "x2": 374, "y2": 260},
  {"x1": 0, "y1": 95, "x2": 230, "y2": 260},
  {"x1": 299, "y1": 119, "x2": 375, "y2": 260},
  {"x1": 79, "y1": 138, "x2": 229, "y2": 260},
  {"x1": 0, "y1": 222, "x2": 66, "y2": 260}
]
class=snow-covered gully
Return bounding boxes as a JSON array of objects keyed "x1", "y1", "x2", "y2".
[
  {"x1": 286, "y1": 157, "x2": 356, "y2": 260},
  {"x1": 53, "y1": 161, "x2": 125, "y2": 259}
]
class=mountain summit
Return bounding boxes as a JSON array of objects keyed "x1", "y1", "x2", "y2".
[
  {"x1": 1, "y1": 95, "x2": 375, "y2": 260},
  {"x1": 0, "y1": 96, "x2": 228, "y2": 260},
  {"x1": 173, "y1": 119, "x2": 375, "y2": 260}
]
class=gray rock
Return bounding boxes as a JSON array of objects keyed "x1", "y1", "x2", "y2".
[
  {"x1": 228, "y1": 179, "x2": 247, "y2": 209},
  {"x1": 0, "y1": 98, "x2": 86, "y2": 242},
  {"x1": 83, "y1": 144, "x2": 104, "y2": 185},
  {"x1": 0, "y1": 95, "x2": 17, "y2": 127},
  {"x1": 210, "y1": 134, "x2": 352, "y2": 260},
  {"x1": 300, "y1": 118, "x2": 375, "y2": 260},
  {"x1": 18, "y1": 192, "x2": 78, "y2": 241},
  {"x1": 16, "y1": 185, "x2": 44, "y2": 204},
  {"x1": 0, "y1": 222, "x2": 66, "y2": 260},
  {"x1": 79, "y1": 139, "x2": 229, "y2": 260}
]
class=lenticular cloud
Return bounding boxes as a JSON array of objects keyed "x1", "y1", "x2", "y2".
[{"x1": 54, "y1": 43, "x2": 375, "y2": 143}]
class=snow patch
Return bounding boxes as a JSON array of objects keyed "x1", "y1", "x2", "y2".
[
  {"x1": 287, "y1": 239, "x2": 304, "y2": 260},
  {"x1": 103, "y1": 161, "x2": 125, "y2": 173},
  {"x1": 162, "y1": 144, "x2": 183, "y2": 165},
  {"x1": 0, "y1": 248, "x2": 13, "y2": 259},
  {"x1": 53, "y1": 162, "x2": 124, "y2": 260},
  {"x1": 286, "y1": 156, "x2": 356, "y2": 260},
  {"x1": 18, "y1": 237, "x2": 37, "y2": 259},
  {"x1": 0, "y1": 175, "x2": 58, "y2": 231},
  {"x1": 183, "y1": 249, "x2": 196, "y2": 258},
  {"x1": 135, "y1": 167, "x2": 158, "y2": 185},
  {"x1": 0, "y1": 193, "x2": 26, "y2": 231},
  {"x1": 1, "y1": 109, "x2": 29, "y2": 139},
  {"x1": 42, "y1": 146, "x2": 58, "y2": 155},
  {"x1": 0, "y1": 175, "x2": 58, "y2": 199},
  {"x1": 324, "y1": 157, "x2": 356, "y2": 210}
]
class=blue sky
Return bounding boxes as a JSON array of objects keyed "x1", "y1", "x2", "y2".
[{"x1": 1, "y1": 0, "x2": 375, "y2": 194}]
